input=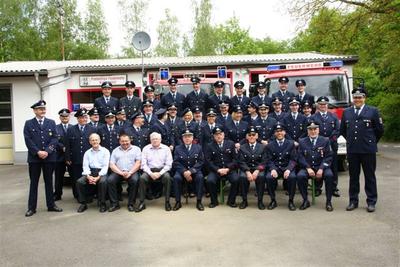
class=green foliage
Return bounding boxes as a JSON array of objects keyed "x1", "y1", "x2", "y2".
[{"x1": 154, "y1": 9, "x2": 180, "y2": 57}]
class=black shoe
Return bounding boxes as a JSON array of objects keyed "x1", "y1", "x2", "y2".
[
  {"x1": 145, "y1": 193, "x2": 154, "y2": 200},
  {"x1": 285, "y1": 191, "x2": 289, "y2": 196},
  {"x1": 333, "y1": 189, "x2": 340, "y2": 197},
  {"x1": 326, "y1": 202, "x2": 334, "y2": 212},
  {"x1": 128, "y1": 204, "x2": 135, "y2": 212},
  {"x1": 165, "y1": 202, "x2": 172, "y2": 211},
  {"x1": 77, "y1": 204, "x2": 87, "y2": 213},
  {"x1": 208, "y1": 202, "x2": 218, "y2": 208},
  {"x1": 25, "y1": 209, "x2": 36, "y2": 217},
  {"x1": 288, "y1": 201, "x2": 296, "y2": 211},
  {"x1": 299, "y1": 200, "x2": 310, "y2": 210},
  {"x1": 239, "y1": 200, "x2": 248, "y2": 209},
  {"x1": 135, "y1": 202, "x2": 146, "y2": 212},
  {"x1": 108, "y1": 205, "x2": 120, "y2": 212},
  {"x1": 267, "y1": 200, "x2": 277, "y2": 210},
  {"x1": 315, "y1": 189, "x2": 322, "y2": 197},
  {"x1": 367, "y1": 204, "x2": 375, "y2": 213},
  {"x1": 196, "y1": 201, "x2": 204, "y2": 211},
  {"x1": 258, "y1": 201, "x2": 266, "y2": 210},
  {"x1": 346, "y1": 202, "x2": 358, "y2": 211},
  {"x1": 48, "y1": 205, "x2": 63, "y2": 212},
  {"x1": 173, "y1": 202, "x2": 182, "y2": 211},
  {"x1": 53, "y1": 195, "x2": 62, "y2": 201},
  {"x1": 154, "y1": 192, "x2": 162, "y2": 199},
  {"x1": 227, "y1": 202, "x2": 238, "y2": 208},
  {"x1": 99, "y1": 204, "x2": 107, "y2": 213}
]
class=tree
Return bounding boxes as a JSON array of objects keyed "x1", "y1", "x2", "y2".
[
  {"x1": 189, "y1": 0, "x2": 216, "y2": 56},
  {"x1": 0, "y1": 0, "x2": 43, "y2": 61},
  {"x1": 118, "y1": 0, "x2": 148, "y2": 57},
  {"x1": 154, "y1": 8, "x2": 180, "y2": 57},
  {"x1": 76, "y1": 0, "x2": 109, "y2": 59}
]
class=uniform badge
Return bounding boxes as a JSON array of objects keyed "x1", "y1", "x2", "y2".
[
  {"x1": 318, "y1": 147, "x2": 324, "y2": 157},
  {"x1": 48, "y1": 130, "x2": 52, "y2": 136},
  {"x1": 379, "y1": 117, "x2": 383, "y2": 124}
]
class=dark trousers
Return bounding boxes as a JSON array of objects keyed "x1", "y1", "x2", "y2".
[
  {"x1": 316, "y1": 146, "x2": 338, "y2": 191},
  {"x1": 265, "y1": 170, "x2": 296, "y2": 201},
  {"x1": 107, "y1": 172, "x2": 139, "y2": 206},
  {"x1": 28, "y1": 162, "x2": 56, "y2": 210},
  {"x1": 173, "y1": 171, "x2": 204, "y2": 202},
  {"x1": 297, "y1": 168, "x2": 334, "y2": 203},
  {"x1": 138, "y1": 172, "x2": 172, "y2": 203},
  {"x1": 54, "y1": 161, "x2": 71, "y2": 198},
  {"x1": 76, "y1": 175, "x2": 107, "y2": 204},
  {"x1": 239, "y1": 171, "x2": 265, "y2": 201},
  {"x1": 206, "y1": 171, "x2": 239, "y2": 204},
  {"x1": 70, "y1": 164, "x2": 83, "y2": 199},
  {"x1": 348, "y1": 153, "x2": 377, "y2": 205}
]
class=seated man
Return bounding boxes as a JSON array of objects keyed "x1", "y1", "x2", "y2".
[
  {"x1": 205, "y1": 127, "x2": 239, "y2": 208},
  {"x1": 238, "y1": 127, "x2": 267, "y2": 210},
  {"x1": 136, "y1": 132, "x2": 173, "y2": 212},
  {"x1": 265, "y1": 123, "x2": 297, "y2": 211},
  {"x1": 173, "y1": 130, "x2": 205, "y2": 211},
  {"x1": 76, "y1": 133, "x2": 110, "y2": 213},
  {"x1": 108, "y1": 133, "x2": 141, "y2": 212},
  {"x1": 297, "y1": 121, "x2": 334, "y2": 212}
]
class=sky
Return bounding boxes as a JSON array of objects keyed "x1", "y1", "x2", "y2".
[{"x1": 77, "y1": 0, "x2": 297, "y2": 56}]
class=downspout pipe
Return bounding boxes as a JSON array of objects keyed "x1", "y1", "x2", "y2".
[{"x1": 34, "y1": 68, "x2": 72, "y2": 100}]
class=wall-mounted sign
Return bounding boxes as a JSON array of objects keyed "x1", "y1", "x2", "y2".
[{"x1": 79, "y1": 75, "x2": 127, "y2": 87}]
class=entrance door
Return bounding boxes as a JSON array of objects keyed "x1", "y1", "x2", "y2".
[{"x1": 0, "y1": 84, "x2": 13, "y2": 164}]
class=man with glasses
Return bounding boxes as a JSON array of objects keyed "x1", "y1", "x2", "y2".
[{"x1": 340, "y1": 87, "x2": 384, "y2": 212}]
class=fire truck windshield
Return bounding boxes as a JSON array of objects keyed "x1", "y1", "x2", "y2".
[
  {"x1": 268, "y1": 74, "x2": 350, "y2": 107},
  {"x1": 157, "y1": 83, "x2": 231, "y2": 97}
]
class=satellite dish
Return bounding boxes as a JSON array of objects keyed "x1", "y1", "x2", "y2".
[{"x1": 132, "y1": 31, "x2": 151, "y2": 51}]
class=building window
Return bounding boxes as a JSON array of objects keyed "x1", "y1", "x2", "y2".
[{"x1": 0, "y1": 85, "x2": 12, "y2": 131}]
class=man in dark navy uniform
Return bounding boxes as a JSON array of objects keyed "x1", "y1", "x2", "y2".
[
  {"x1": 199, "y1": 108, "x2": 222, "y2": 148},
  {"x1": 54, "y1": 108, "x2": 73, "y2": 201},
  {"x1": 173, "y1": 130, "x2": 205, "y2": 211},
  {"x1": 184, "y1": 76, "x2": 209, "y2": 115},
  {"x1": 282, "y1": 99, "x2": 307, "y2": 144},
  {"x1": 216, "y1": 100, "x2": 232, "y2": 126},
  {"x1": 122, "y1": 112, "x2": 150, "y2": 150},
  {"x1": 207, "y1": 80, "x2": 229, "y2": 112},
  {"x1": 97, "y1": 112, "x2": 120, "y2": 152},
  {"x1": 297, "y1": 121, "x2": 334, "y2": 211},
  {"x1": 87, "y1": 107, "x2": 103, "y2": 129},
  {"x1": 224, "y1": 105, "x2": 249, "y2": 150},
  {"x1": 161, "y1": 77, "x2": 186, "y2": 116},
  {"x1": 302, "y1": 100, "x2": 313, "y2": 122},
  {"x1": 251, "y1": 81, "x2": 272, "y2": 108},
  {"x1": 23, "y1": 100, "x2": 62, "y2": 216},
  {"x1": 205, "y1": 127, "x2": 239, "y2": 208},
  {"x1": 142, "y1": 100, "x2": 156, "y2": 129},
  {"x1": 270, "y1": 97, "x2": 286, "y2": 122},
  {"x1": 165, "y1": 104, "x2": 183, "y2": 146},
  {"x1": 238, "y1": 127, "x2": 267, "y2": 209},
  {"x1": 179, "y1": 108, "x2": 198, "y2": 137},
  {"x1": 150, "y1": 108, "x2": 174, "y2": 149},
  {"x1": 231, "y1": 80, "x2": 250, "y2": 116},
  {"x1": 340, "y1": 87, "x2": 384, "y2": 212},
  {"x1": 271, "y1": 77, "x2": 295, "y2": 112},
  {"x1": 253, "y1": 102, "x2": 277, "y2": 144},
  {"x1": 119, "y1": 80, "x2": 141, "y2": 119},
  {"x1": 143, "y1": 85, "x2": 161, "y2": 111},
  {"x1": 244, "y1": 101, "x2": 259, "y2": 125},
  {"x1": 295, "y1": 79, "x2": 315, "y2": 113},
  {"x1": 65, "y1": 108, "x2": 97, "y2": 199},
  {"x1": 265, "y1": 123, "x2": 297, "y2": 211},
  {"x1": 312, "y1": 96, "x2": 340, "y2": 197},
  {"x1": 115, "y1": 108, "x2": 128, "y2": 128},
  {"x1": 94, "y1": 81, "x2": 119, "y2": 122}
]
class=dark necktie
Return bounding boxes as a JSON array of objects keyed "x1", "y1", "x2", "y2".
[
  {"x1": 80, "y1": 126, "x2": 84, "y2": 132},
  {"x1": 355, "y1": 107, "x2": 361, "y2": 117},
  {"x1": 63, "y1": 124, "x2": 67, "y2": 133},
  {"x1": 186, "y1": 145, "x2": 190, "y2": 151},
  {"x1": 219, "y1": 143, "x2": 223, "y2": 149},
  {"x1": 195, "y1": 91, "x2": 199, "y2": 97},
  {"x1": 236, "y1": 121, "x2": 239, "y2": 127},
  {"x1": 278, "y1": 140, "x2": 283, "y2": 147},
  {"x1": 218, "y1": 95, "x2": 222, "y2": 101},
  {"x1": 146, "y1": 115, "x2": 150, "y2": 121},
  {"x1": 322, "y1": 113, "x2": 327, "y2": 119},
  {"x1": 109, "y1": 126, "x2": 112, "y2": 132},
  {"x1": 210, "y1": 125, "x2": 214, "y2": 131},
  {"x1": 292, "y1": 113, "x2": 296, "y2": 120},
  {"x1": 172, "y1": 93, "x2": 176, "y2": 100},
  {"x1": 311, "y1": 138, "x2": 316, "y2": 147},
  {"x1": 300, "y1": 95, "x2": 303, "y2": 101},
  {"x1": 238, "y1": 96, "x2": 242, "y2": 103},
  {"x1": 250, "y1": 144, "x2": 255, "y2": 150},
  {"x1": 38, "y1": 119, "x2": 43, "y2": 129},
  {"x1": 105, "y1": 97, "x2": 109, "y2": 104}
]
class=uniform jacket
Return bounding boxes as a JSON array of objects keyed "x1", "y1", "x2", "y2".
[
  {"x1": 265, "y1": 139, "x2": 297, "y2": 172},
  {"x1": 55, "y1": 123, "x2": 73, "y2": 162},
  {"x1": 205, "y1": 139, "x2": 238, "y2": 172},
  {"x1": 298, "y1": 136, "x2": 332, "y2": 170},
  {"x1": 64, "y1": 124, "x2": 97, "y2": 164},
  {"x1": 161, "y1": 92, "x2": 186, "y2": 116},
  {"x1": 119, "y1": 95, "x2": 141, "y2": 119},
  {"x1": 173, "y1": 144, "x2": 204, "y2": 175},
  {"x1": 282, "y1": 113, "x2": 308, "y2": 141},
  {"x1": 238, "y1": 142, "x2": 266, "y2": 172}
]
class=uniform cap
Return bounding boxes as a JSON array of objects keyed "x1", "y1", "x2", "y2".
[
  {"x1": 101, "y1": 81, "x2": 112, "y2": 88},
  {"x1": 30, "y1": 100, "x2": 46, "y2": 109},
  {"x1": 125, "y1": 81, "x2": 135, "y2": 88},
  {"x1": 278, "y1": 77, "x2": 289, "y2": 83},
  {"x1": 58, "y1": 108, "x2": 71, "y2": 116}
]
